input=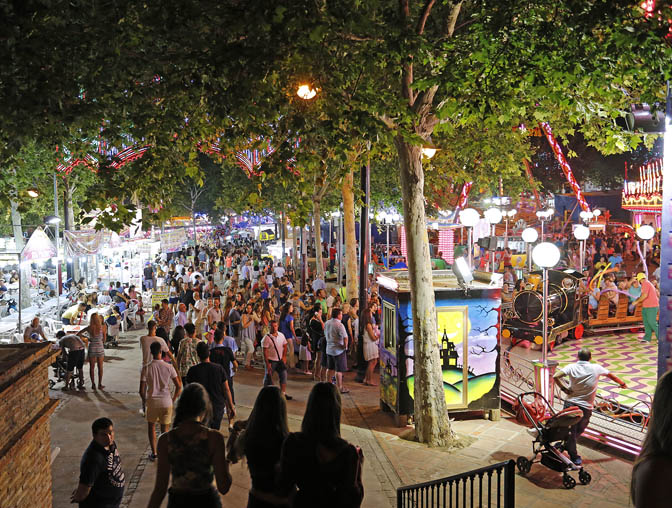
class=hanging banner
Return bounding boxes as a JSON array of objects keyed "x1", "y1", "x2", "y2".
[
  {"x1": 160, "y1": 229, "x2": 187, "y2": 253},
  {"x1": 22, "y1": 228, "x2": 57, "y2": 262},
  {"x1": 64, "y1": 230, "x2": 105, "y2": 256}
]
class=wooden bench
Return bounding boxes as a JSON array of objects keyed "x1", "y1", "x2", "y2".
[{"x1": 588, "y1": 293, "x2": 643, "y2": 330}]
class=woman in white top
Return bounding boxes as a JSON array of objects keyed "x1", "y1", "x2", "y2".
[{"x1": 362, "y1": 306, "x2": 379, "y2": 386}]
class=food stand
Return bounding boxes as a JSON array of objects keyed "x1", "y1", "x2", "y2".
[{"x1": 377, "y1": 269, "x2": 502, "y2": 425}]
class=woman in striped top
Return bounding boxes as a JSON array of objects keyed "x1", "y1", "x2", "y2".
[{"x1": 78, "y1": 313, "x2": 107, "y2": 390}]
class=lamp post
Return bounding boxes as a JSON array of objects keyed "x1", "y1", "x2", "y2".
[
  {"x1": 484, "y1": 207, "x2": 503, "y2": 272},
  {"x1": 637, "y1": 224, "x2": 655, "y2": 270},
  {"x1": 502, "y1": 209, "x2": 516, "y2": 248},
  {"x1": 521, "y1": 227, "x2": 538, "y2": 272},
  {"x1": 459, "y1": 208, "x2": 480, "y2": 269},
  {"x1": 532, "y1": 242, "x2": 561, "y2": 401},
  {"x1": 536, "y1": 208, "x2": 555, "y2": 241},
  {"x1": 573, "y1": 224, "x2": 590, "y2": 272}
]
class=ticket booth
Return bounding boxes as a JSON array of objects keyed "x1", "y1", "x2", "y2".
[{"x1": 377, "y1": 270, "x2": 502, "y2": 424}]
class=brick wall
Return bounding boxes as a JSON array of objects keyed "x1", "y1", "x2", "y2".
[{"x1": 0, "y1": 344, "x2": 59, "y2": 508}]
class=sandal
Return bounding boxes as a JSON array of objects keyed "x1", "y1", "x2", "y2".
[{"x1": 340, "y1": 389, "x2": 350, "y2": 394}]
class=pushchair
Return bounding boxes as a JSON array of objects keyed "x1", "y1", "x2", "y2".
[
  {"x1": 515, "y1": 391, "x2": 592, "y2": 489},
  {"x1": 49, "y1": 348, "x2": 70, "y2": 389}
]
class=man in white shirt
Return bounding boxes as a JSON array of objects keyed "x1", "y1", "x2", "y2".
[
  {"x1": 324, "y1": 308, "x2": 349, "y2": 394},
  {"x1": 192, "y1": 291, "x2": 208, "y2": 329},
  {"x1": 97, "y1": 291, "x2": 112, "y2": 305},
  {"x1": 207, "y1": 298, "x2": 223, "y2": 330},
  {"x1": 262, "y1": 320, "x2": 292, "y2": 400},
  {"x1": 190, "y1": 271, "x2": 203, "y2": 286},
  {"x1": 175, "y1": 262, "x2": 184, "y2": 275},
  {"x1": 273, "y1": 262, "x2": 285, "y2": 279},
  {"x1": 139, "y1": 320, "x2": 175, "y2": 414},
  {"x1": 145, "y1": 340, "x2": 181, "y2": 460},
  {"x1": 553, "y1": 348, "x2": 626, "y2": 465}
]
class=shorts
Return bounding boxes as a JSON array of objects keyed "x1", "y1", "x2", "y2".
[
  {"x1": 240, "y1": 337, "x2": 255, "y2": 356},
  {"x1": 263, "y1": 360, "x2": 288, "y2": 386},
  {"x1": 169, "y1": 297, "x2": 179, "y2": 304},
  {"x1": 62, "y1": 318, "x2": 71, "y2": 325},
  {"x1": 88, "y1": 350, "x2": 105, "y2": 359},
  {"x1": 146, "y1": 404, "x2": 173, "y2": 425},
  {"x1": 145, "y1": 279, "x2": 154, "y2": 290},
  {"x1": 327, "y1": 352, "x2": 347, "y2": 372},
  {"x1": 66, "y1": 349, "x2": 85, "y2": 372}
]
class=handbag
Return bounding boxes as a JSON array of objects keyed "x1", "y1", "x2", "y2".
[{"x1": 267, "y1": 334, "x2": 288, "y2": 372}]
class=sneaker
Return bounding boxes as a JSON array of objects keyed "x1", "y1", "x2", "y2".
[
  {"x1": 148, "y1": 453, "x2": 157, "y2": 461},
  {"x1": 139, "y1": 408, "x2": 146, "y2": 416},
  {"x1": 331, "y1": 376, "x2": 337, "y2": 384},
  {"x1": 572, "y1": 457, "x2": 582, "y2": 466},
  {"x1": 304, "y1": 371, "x2": 313, "y2": 375}
]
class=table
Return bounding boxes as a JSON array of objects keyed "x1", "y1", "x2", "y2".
[{"x1": 63, "y1": 325, "x2": 85, "y2": 334}]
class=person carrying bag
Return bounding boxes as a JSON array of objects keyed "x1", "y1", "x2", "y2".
[{"x1": 261, "y1": 320, "x2": 292, "y2": 400}]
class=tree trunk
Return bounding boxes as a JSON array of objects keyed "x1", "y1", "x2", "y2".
[
  {"x1": 10, "y1": 197, "x2": 31, "y2": 311},
  {"x1": 313, "y1": 200, "x2": 325, "y2": 280},
  {"x1": 395, "y1": 136, "x2": 453, "y2": 447},
  {"x1": 342, "y1": 168, "x2": 358, "y2": 301}
]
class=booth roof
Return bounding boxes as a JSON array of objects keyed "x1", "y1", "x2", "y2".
[{"x1": 376, "y1": 269, "x2": 498, "y2": 292}]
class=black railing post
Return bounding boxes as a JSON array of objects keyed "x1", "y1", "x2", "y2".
[{"x1": 503, "y1": 459, "x2": 515, "y2": 508}]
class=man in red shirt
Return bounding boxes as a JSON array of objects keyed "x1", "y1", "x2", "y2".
[{"x1": 633, "y1": 272, "x2": 659, "y2": 342}]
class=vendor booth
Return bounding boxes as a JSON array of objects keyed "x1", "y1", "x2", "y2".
[{"x1": 376, "y1": 269, "x2": 502, "y2": 425}]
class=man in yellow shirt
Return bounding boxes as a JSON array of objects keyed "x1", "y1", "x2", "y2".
[{"x1": 62, "y1": 302, "x2": 87, "y2": 325}]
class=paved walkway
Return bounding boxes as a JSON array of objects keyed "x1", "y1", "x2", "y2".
[{"x1": 49, "y1": 327, "x2": 635, "y2": 508}]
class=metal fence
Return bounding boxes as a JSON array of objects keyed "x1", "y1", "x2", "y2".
[{"x1": 397, "y1": 460, "x2": 515, "y2": 508}]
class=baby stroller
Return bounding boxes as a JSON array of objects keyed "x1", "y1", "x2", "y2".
[
  {"x1": 49, "y1": 348, "x2": 70, "y2": 389},
  {"x1": 515, "y1": 391, "x2": 592, "y2": 489}
]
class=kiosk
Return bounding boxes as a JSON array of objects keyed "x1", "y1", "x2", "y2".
[{"x1": 376, "y1": 269, "x2": 502, "y2": 424}]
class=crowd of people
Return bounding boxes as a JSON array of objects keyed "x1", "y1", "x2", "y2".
[{"x1": 64, "y1": 239, "x2": 377, "y2": 508}]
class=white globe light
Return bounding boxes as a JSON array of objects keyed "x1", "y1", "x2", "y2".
[
  {"x1": 532, "y1": 242, "x2": 561, "y2": 268},
  {"x1": 593, "y1": 209, "x2": 601, "y2": 217},
  {"x1": 507, "y1": 209, "x2": 517, "y2": 217},
  {"x1": 637, "y1": 224, "x2": 655, "y2": 240},
  {"x1": 391, "y1": 213, "x2": 401, "y2": 222},
  {"x1": 573, "y1": 224, "x2": 590, "y2": 240},
  {"x1": 484, "y1": 207, "x2": 503, "y2": 224},
  {"x1": 459, "y1": 208, "x2": 480, "y2": 227},
  {"x1": 521, "y1": 227, "x2": 538, "y2": 243},
  {"x1": 297, "y1": 84, "x2": 317, "y2": 100}
]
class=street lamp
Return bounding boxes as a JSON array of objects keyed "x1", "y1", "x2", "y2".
[
  {"x1": 503, "y1": 209, "x2": 517, "y2": 246},
  {"x1": 459, "y1": 208, "x2": 480, "y2": 269},
  {"x1": 297, "y1": 84, "x2": 317, "y2": 100},
  {"x1": 484, "y1": 207, "x2": 502, "y2": 272},
  {"x1": 579, "y1": 210, "x2": 594, "y2": 224},
  {"x1": 637, "y1": 224, "x2": 655, "y2": 269},
  {"x1": 573, "y1": 224, "x2": 590, "y2": 272},
  {"x1": 536, "y1": 208, "x2": 555, "y2": 241},
  {"x1": 521, "y1": 227, "x2": 538, "y2": 271},
  {"x1": 421, "y1": 137, "x2": 439, "y2": 159},
  {"x1": 532, "y1": 241, "x2": 560, "y2": 401}
]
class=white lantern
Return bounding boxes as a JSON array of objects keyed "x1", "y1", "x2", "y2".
[
  {"x1": 637, "y1": 224, "x2": 655, "y2": 240},
  {"x1": 573, "y1": 225, "x2": 590, "y2": 241},
  {"x1": 532, "y1": 242, "x2": 561, "y2": 268},
  {"x1": 484, "y1": 207, "x2": 503, "y2": 225},
  {"x1": 459, "y1": 208, "x2": 480, "y2": 227},
  {"x1": 521, "y1": 227, "x2": 539, "y2": 243}
]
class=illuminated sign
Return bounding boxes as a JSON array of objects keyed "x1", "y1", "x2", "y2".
[{"x1": 622, "y1": 158, "x2": 663, "y2": 212}]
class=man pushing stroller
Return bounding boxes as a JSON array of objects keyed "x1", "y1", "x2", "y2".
[
  {"x1": 57, "y1": 330, "x2": 88, "y2": 390},
  {"x1": 553, "y1": 347, "x2": 627, "y2": 466}
]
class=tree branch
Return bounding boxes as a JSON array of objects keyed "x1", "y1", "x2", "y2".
[
  {"x1": 416, "y1": 0, "x2": 436, "y2": 35},
  {"x1": 377, "y1": 114, "x2": 398, "y2": 130},
  {"x1": 444, "y1": 1, "x2": 463, "y2": 38}
]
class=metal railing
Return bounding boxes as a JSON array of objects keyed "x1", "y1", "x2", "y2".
[{"x1": 397, "y1": 460, "x2": 515, "y2": 508}]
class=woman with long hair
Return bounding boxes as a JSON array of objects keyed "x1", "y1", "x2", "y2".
[
  {"x1": 227, "y1": 386, "x2": 289, "y2": 507},
  {"x1": 170, "y1": 325, "x2": 186, "y2": 355},
  {"x1": 148, "y1": 383, "x2": 231, "y2": 508},
  {"x1": 307, "y1": 304, "x2": 326, "y2": 382},
  {"x1": 278, "y1": 383, "x2": 364, "y2": 508},
  {"x1": 631, "y1": 371, "x2": 672, "y2": 507},
  {"x1": 78, "y1": 313, "x2": 107, "y2": 390},
  {"x1": 361, "y1": 307, "x2": 379, "y2": 386}
]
